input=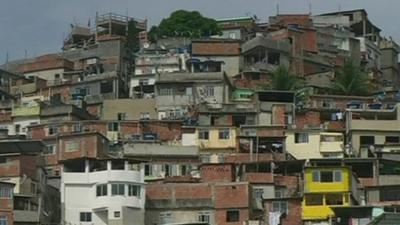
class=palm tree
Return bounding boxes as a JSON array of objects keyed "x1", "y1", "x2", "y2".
[
  {"x1": 332, "y1": 60, "x2": 370, "y2": 95},
  {"x1": 262, "y1": 66, "x2": 302, "y2": 91}
]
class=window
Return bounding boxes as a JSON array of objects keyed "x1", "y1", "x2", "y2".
[
  {"x1": 114, "y1": 211, "x2": 121, "y2": 218},
  {"x1": 312, "y1": 170, "x2": 342, "y2": 182},
  {"x1": 43, "y1": 145, "x2": 56, "y2": 155},
  {"x1": 253, "y1": 188, "x2": 264, "y2": 199},
  {"x1": 360, "y1": 136, "x2": 375, "y2": 145},
  {"x1": 267, "y1": 52, "x2": 280, "y2": 65},
  {"x1": 218, "y1": 129, "x2": 230, "y2": 139},
  {"x1": 108, "y1": 122, "x2": 119, "y2": 132},
  {"x1": 198, "y1": 129, "x2": 209, "y2": 140},
  {"x1": 272, "y1": 201, "x2": 288, "y2": 214},
  {"x1": 198, "y1": 211, "x2": 210, "y2": 223},
  {"x1": 159, "y1": 212, "x2": 172, "y2": 224},
  {"x1": 117, "y1": 113, "x2": 126, "y2": 121},
  {"x1": 320, "y1": 171, "x2": 334, "y2": 182},
  {"x1": 80, "y1": 212, "x2": 92, "y2": 222},
  {"x1": 226, "y1": 210, "x2": 239, "y2": 222},
  {"x1": 386, "y1": 136, "x2": 400, "y2": 143},
  {"x1": 73, "y1": 123, "x2": 82, "y2": 132},
  {"x1": 163, "y1": 165, "x2": 171, "y2": 177},
  {"x1": 144, "y1": 164, "x2": 152, "y2": 176},
  {"x1": 205, "y1": 87, "x2": 214, "y2": 97},
  {"x1": 185, "y1": 87, "x2": 193, "y2": 96},
  {"x1": 326, "y1": 193, "x2": 344, "y2": 205},
  {"x1": 48, "y1": 126, "x2": 58, "y2": 135},
  {"x1": 305, "y1": 194, "x2": 323, "y2": 206},
  {"x1": 100, "y1": 81, "x2": 113, "y2": 94},
  {"x1": 128, "y1": 185, "x2": 140, "y2": 197},
  {"x1": 275, "y1": 187, "x2": 285, "y2": 198},
  {"x1": 0, "y1": 158, "x2": 6, "y2": 164},
  {"x1": 295, "y1": 133, "x2": 309, "y2": 143},
  {"x1": 15, "y1": 124, "x2": 20, "y2": 133},
  {"x1": 111, "y1": 184, "x2": 125, "y2": 196},
  {"x1": 159, "y1": 88, "x2": 173, "y2": 96},
  {"x1": 96, "y1": 184, "x2": 107, "y2": 197},
  {"x1": 0, "y1": 216, "x2": 7, "y2": 225},
  {"x1": 0, "y1": 187, "x2": 12, "y2": 198}
]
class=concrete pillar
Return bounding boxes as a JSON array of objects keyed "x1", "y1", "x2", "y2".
[
  {"x1": 107, "y1": 160, "x2": 112, "y2": 171},
  {"x1": 124, "y1": 160, "x2": 129, "y2": 171},
  {"x1": 85, "y1": 160, "x2": 89, "y2": 173}
]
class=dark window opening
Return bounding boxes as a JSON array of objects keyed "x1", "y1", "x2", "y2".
[
  {"x1": 111, "y1": 161, "x2": 125, "y2": 170},
  {"x1": 360, "y1": 136, "x2": 375, "y2": 145},
  {"x1": 100, "y1": 81, "x2": 113, "y2": 94},
  {"x1": 305, "y1": 194, "x2": 323, "y2": 206},
  {"x1": 326, "y1": 193, "x2": 344, "y2": 205},
  {"x1": 386, "y1": 136, "x2": 400, "y2": 143},
  {"x1": 233, "y1": 115, "x2": 246, "y2": 127},
  {"x1": 267, "y1": 52, "x2": 280, "y2": 65},
  {"x1": 320, "y1": 171, "x2": 333, "y2": 182},
  {"x1": 226, "y1": 210, "x2": 239, "y2": 222}
]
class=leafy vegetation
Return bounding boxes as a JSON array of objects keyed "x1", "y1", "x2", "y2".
[
  {"x1": 148, "y1": 10, "x2": 221, "y2": 42},
  {"x1": 262, "y1": 66, "x2": 302, "y2": 91},
  {"x1": 331, "y1": 60, "x2": 370, "y2": 95}
]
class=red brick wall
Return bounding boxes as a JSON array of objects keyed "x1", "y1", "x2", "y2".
[
  {"x1": 214, "y1": 183, "x2": 249, "y2": 208},
  {"x1": 264, "y1": 199, "x2": 302, "y2": 225},
  {"x1": 272, "y1": 105, "x2": 286, "y2": 125},
  {"x1": 0, "y1": 212, "x2": 13, "y2": 225},
  {"x1": 20, "y1": 155, "x2": 39, "y2": 179},
  {"x1": 295, "y1": 111, "x2": 321, "y2": 129},
  {"x1": 146, "y1": 184, "x2": 173, "y2": 200},
  {"x1": 215, "y1": 209, "x2": 249, "y2": 225},
  {"x1": 244, "y1": 173, "x2": 274, "y2": 184},
  {"x1": 58, "y1": 134, "x2": 102, "y2": 161},
  {"x1": 201, "y1": 164, "x2": 235, "y2": 182},
  {"x1": 175, "y1": 185, "x2": 212, "y2": 199},
  {"x1": 192, "y1": 42, "x2": 241, "y2": 56},
  {"x1": 0, "y1": 112, "x2": 11, "y2": 122},
  {"x1": 0, "y1": 156, "x2": 20, "y2": 177},
  {"x1": 224, "y1": 153, "x2": 275, "y2": 163}
]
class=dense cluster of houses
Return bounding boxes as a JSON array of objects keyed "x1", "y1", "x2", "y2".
[{"x1": 1, "y1": 9, "x2": 400, "y2": 225}]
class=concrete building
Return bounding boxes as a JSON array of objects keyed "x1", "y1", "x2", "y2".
[
  {"x1": 155, "y1": 69, "x2": 232, "y2": 120},
  {"x1": 214, "y1": 16, "x2": 258, "y2": 41},
  {"x1": 146, "y1": 179, "x2": 250, "y2": 225},
  {"x1": 191, "y1": 39, "x2": 242, "y2": 77},
  {"x1": 0, "y1": 182, "x2": 15, "y2": 225},
  {"x1": 101, "y1": 99, "x2": 157, "y2": 121},
  {"x1": 123, "y1": 142, "x2": 199, "y2": 181},
  {"x1": 286, "y1": 130, "x2": 344, "y2": 159},
  {"x1": 302, "y1": 166, "x2": 359, "y2": 224},
  {"x1": 379, "y1": 38, "x2": 400, "y2": 89},
  {"x1": 0, "y1": 138, "x2": 59, "y2": 225},
  {"x1": 345, "y1": 103, "x2": 400, "y2": 157},
  {"x1": 61, "y1": 158, "x2": 145, "y2": 225}
]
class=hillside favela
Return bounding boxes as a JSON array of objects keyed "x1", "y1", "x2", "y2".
[{"x1": 1, "y1": 4, "x2": 400, "y2": 225}]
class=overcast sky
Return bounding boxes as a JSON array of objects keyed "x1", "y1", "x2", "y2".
[{"x1": 0, "y1": 0, "x2": 398, "y2": 62}]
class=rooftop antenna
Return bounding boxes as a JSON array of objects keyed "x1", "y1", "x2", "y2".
[
  {"x1": 24, "y1": 50, "x2": 27, "y2": 60},
  {"x1": 5, "y1": 52, "x2": 9, "y2": 70},
  {"x1": 276, "y1": 4, "x2": 280, "y2": 15},
  {"x1": 309, "y1": 3, "x2": 312, "y2": 15},
  {"x1": 338, "y1": 4, "x2": 342, "y2": 13}
]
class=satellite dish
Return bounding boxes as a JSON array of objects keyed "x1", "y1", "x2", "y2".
[
  {"x1": 160, "y1": 45, "x2": 166, "y2": 50},
  {"x1": 143, "y1": 42, "x2": 150, "y2": 49}
]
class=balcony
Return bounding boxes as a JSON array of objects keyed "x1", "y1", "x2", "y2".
[{"x1": 14, "y1": 210, "x2": 39, "y2": 223}]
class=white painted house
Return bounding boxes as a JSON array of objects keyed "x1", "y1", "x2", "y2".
[{"x1": 61, "y1": 158, "x2": 145, "y2": 225}]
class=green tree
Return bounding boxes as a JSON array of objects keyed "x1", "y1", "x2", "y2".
[
  {"x1": 332, "y1": 60, "x2": 370, "y2": 95},
  {"x1": 127, "y1": 19, "x2": 140, "y2": 53},
  {"x1": 262, "y1": 66, "x2": 302, "y2": 91},
  {"x1": 148, "y1": 10, "x2": 221, "y2": 42}
]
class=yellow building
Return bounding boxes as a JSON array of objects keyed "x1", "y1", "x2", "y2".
[
  {"x1": 286, "y1": 130, "x2": 344, "y2": 159},
  {"x1": 302, "y1": 167, "x2": 357, "y2": 221},
  {"x1": 195, "y1": 127, "x2": 237, "y2": 150}
]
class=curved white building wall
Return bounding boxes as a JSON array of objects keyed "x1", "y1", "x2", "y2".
[{"x1": 61, "y1": 160, "x2": 145, "y2": 225}]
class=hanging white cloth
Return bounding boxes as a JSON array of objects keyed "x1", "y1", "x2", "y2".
[{"x1": 268, "y1": 212, "x2": 281, "y2": 225}]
